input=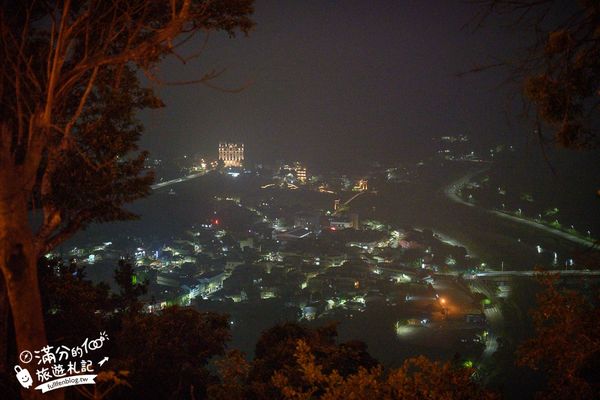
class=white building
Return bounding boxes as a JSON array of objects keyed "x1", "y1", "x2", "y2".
[{"x1": 218, "y1": 142, "x2": 244, "y2": 167}]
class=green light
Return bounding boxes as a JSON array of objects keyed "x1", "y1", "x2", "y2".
[
  {"x1": 132, "y1": 275, "x2": 137, "y2": 285},
  {"x1": 462, "y1": 360, "x2": 473, "y2": 368}
]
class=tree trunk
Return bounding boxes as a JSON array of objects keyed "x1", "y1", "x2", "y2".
[
  {"x1": 0, "y1": 195, "x2": 63, "y2": 400},
  {"x1": 0, "y1": 271, "x2": 8, "y2": 374}
]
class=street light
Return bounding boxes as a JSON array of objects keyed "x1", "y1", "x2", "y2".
[{"x1": 439, "y1": 297, "x2": 448, "y2": 318}]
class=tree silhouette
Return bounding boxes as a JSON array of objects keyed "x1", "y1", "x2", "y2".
[
  {"x1": 0, "y1": 2, "x2": 253, "y2": 398},
  {"x1": 245, "y1": 322, "x2": 379, "y2": 400},
  {"x1": 272, "y1": 339, "x2": 498, "y2": 400},
  {"x1": 38, "y1": 258, "x2": 113, "y2": 345},
  {"x1": 115, "y1": 306, "x2": 230, "y2": 400},
  {"x1": 113, "y1": 260, "x2": 147, "y2": 315},
  {"x1": 516, "y1": 273, "x2": 600, "y2": 399},
  {"x1": 207, "y1": 349, "x2": 250, "y2": 400},
  {"x1": 468, "y1": 0, "x2": 600, "y2": 149}
]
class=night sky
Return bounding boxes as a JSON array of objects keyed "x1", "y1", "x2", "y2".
[{"x1": 139, "y1": 0, "x2": 529, "y2": 167}]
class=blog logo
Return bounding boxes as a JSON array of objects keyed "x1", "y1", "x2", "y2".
[{"x1": 14, "y1": 331, "x2": 109, "y2": 393}]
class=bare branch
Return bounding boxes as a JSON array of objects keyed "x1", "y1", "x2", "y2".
[
  {"x1": 142, "y1": 67, "x2": 253, "y2": 93},
  {"x1": 63, "y1": 66, "x2": 99, "y2": 140}
]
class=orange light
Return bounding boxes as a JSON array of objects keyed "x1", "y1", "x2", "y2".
[{"x1": 439, "y1": 297, "x2": 446, "y2": 304}]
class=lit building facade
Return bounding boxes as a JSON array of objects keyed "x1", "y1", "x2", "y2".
[
  {"x1": 218, "y1": 142, "x2": 244, "y2": 167},
  {"x1": 278, "y1": 161, "x2": 308, "y2": 184},
  {"x1": 353, "y1": 179, "x2": 368, "y2": 191},
  {"x1": 329, "y1": 213, "x2": 359, "y2": 230},
  {"x1": 296, "y1": 166, "x2": 307, "y2": 183}
]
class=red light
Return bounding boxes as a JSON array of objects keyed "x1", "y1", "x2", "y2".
[
  {"x1": 213, "y1": 219, "x2": 220, "y2": 225},
  {"x1": 330, "y1": 226, "x2": 336, "y2": 231}
]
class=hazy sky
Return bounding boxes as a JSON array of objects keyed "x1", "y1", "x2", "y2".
[{"x1": 139, "y1": 0, "x2": 528, "y2": 167}]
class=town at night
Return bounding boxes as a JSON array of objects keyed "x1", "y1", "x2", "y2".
[{"x1": 0, "y1": 1, "x2": 598, "y2": 399}]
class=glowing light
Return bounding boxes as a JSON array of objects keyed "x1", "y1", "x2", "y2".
[
  {"x1": 394, "y1": 321, "x2": 418, "y2": 338},
  {"x1": 218, "y1": 142, "x2": 244, "y2": 167}
]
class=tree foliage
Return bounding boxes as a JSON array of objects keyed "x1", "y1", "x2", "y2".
[
  {"x1": 470, "y1": 0, "x2": 600, "y2": 149},
  {"x1": 114, "y1": 306, "x2": 230, "y2": 399},
  {"x1": 272, "y1": 339, "x2": 498, "y2": 400},
  {"x1": 0, "y1": 4, "x2": 253, "y2": 397},
  {"x1": 209, "y1": 322, "x2": 497, "y2": 400},
  {"x1": 38, "y1": 258, "x2": 113, "y2": 344},
  {"x1": 247, "y1": 322, "x2": 378, "y2": 399},
  {"x1": 113, "y1": 259, "x2": 147, "y2": 315},
  {"x1": 516, "y1": 273, "x2": 600, "y2": 399},
  {"x1": 0, "y1": 0, "x2": 254, "y2": 254},
  {"x1": 207, "y1": 349, "x2": 251, "y2": 400},
  {"x1": 34, "y1": 259, "x2": 232, "y2": 400}
]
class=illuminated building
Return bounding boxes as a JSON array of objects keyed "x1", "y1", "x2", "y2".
[
  {"x1": 190, "y1": 158, "x2": 207, "y2": 172},
  {"x1": 156, "y1": 272, "x2": 180, "y2": 288},
  {"x1": 296, "y1": 166, "x2": 307, "y2": 183},
  {"x1": 278, "y1": 161, "x2": 308, "y2": 184},
  {"x1": 353, "y1": 179, "x2": 368, "y2": 191},
  {"x1": 218, "y1": 142, "x2": 244, "y2": 167},
  {"x1": 329, "y1": 219, "x2": 353, "y2": 230},
  {"x1": 197, "y1": 271, "x2": 227, "y2": 295},
  {"x1": 334, "y1": 199, "x2": 340, "y2": 211},
  {"x1": 329, "y1": 213, "x2": 359, "y2": 230},
  {"x1": 294, "y1": 213, "x2": 320, "y2": 230}
]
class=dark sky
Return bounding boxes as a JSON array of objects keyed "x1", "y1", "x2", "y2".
[{"x1": 139, "y1": 0, "x2": 527, "y2": 167}]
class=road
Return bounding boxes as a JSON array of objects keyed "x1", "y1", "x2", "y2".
[
  {"x1": 474, "y1": 269, "x2": 600, "y2": 277},
  {"x1": 467, "y1": 280, "x2": 502, "y2": 363},
  {"x1": 444, "y1": 170, "x2": 596, "y2": 248},
  {"x1": 443, "y1": 168, "x2": 487, "y2": 208},
  {"x1": 433, "y1": 270, "x2": 600, "y2": 281},
  {"x1": 430, "y1": 275, "x2": 502, "y2": 366},
  {"x1": 150, "y1": 172, "x2": 206, "y2": 190},
  {"x1": 488, "y1": 209, "x2": 595, "y2": 247}
]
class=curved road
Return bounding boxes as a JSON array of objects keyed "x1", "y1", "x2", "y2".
[
  {"x1": 151, "y1": 172, "x2": 206, "y2": 190},
  {"x1": 444, "y1": 170, "x2": 597, "y2": 248},
  {"x1": 443, "y1": 169, "x2": 600, "y2": 371}
]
